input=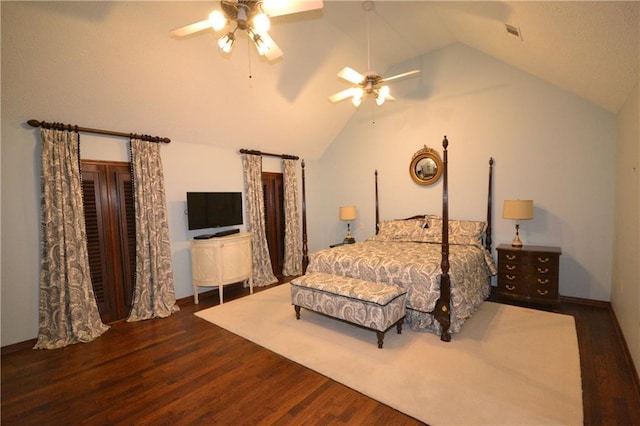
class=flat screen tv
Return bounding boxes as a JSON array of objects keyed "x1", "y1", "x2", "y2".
[{"x1": 186, "y1": 192, "x2": 243, "y2": 230}]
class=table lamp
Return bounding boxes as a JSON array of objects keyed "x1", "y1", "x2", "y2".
[
  {"x1": 339, "y1": 206, "x2": 357, "y2": 244},
  {"x1": 502, "y1": 199, "x2": 534, "y2": 247}
]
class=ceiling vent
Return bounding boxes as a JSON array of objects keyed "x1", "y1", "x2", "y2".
[{"x1": 505, "y1": 24, "x2": 522, "y2": 40}]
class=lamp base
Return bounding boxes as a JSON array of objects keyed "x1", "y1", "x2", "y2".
[
  {"x1": 511, "y1": 225, "x2": 522, "y2": 248},
  {"x1": 343, "y1": 224, "x2": 355, "y2": 244}
]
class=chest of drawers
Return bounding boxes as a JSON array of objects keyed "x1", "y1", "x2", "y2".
[{"x1": 495, "y1": 244, "x2": 561, "y2": 307}]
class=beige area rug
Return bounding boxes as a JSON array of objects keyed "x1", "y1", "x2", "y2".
[{"x1": 195, "y1": 284, "x2": 582, "y2": 425}]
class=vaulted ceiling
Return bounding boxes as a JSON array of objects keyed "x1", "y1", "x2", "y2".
[
  {"x1": 8, "y1": 1, "x2": 638, "y2": 159},
  {"x1": 323, "y1": 1, "x2": 639, "y2": 114},
  {"x1": 161, "y1": 1, "x2": 638, "y2": 158}
]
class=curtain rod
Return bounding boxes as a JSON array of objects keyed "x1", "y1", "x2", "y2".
[
  {"x1": 27, "y1": 119, "x2": 171, "y2": 144},
  {"x1": 239, "y1": 148, "x2": 299, "y2": 160}
]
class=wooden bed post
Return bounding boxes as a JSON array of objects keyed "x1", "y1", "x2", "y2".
[
  {"x1": 301, "y1": 160, "x2": 308, "y2": 274},
  {"x1": 433, "y1": 136, "x2": 452, "y2": 342},
  {"x1": 375, "y1": 170, "x2": 380, "y2": 234},
  {"x1": 485, "y1": 158, "x2": 494, "y2": 254}
]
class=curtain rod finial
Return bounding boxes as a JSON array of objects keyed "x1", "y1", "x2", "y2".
[{"x1": 27, "y1": 119, "x2": 42, "y2": 128}]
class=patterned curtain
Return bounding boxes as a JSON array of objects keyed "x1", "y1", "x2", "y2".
[
  {"x1": 242, "y1": 154, "x2": 278, "y2": 287},
  {"x1": 34, "y1": 128, "x2": 109, "y2": 349},
  {"x1": 127, "y1": 138, "x2": 179, "y2": 321},
  {"x1": 282, "y1": 159, "x2": 302, "y2": 276}
]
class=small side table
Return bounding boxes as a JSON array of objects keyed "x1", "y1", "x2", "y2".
[{"x1": 495, "y1": 244, "x2": 561, "y2": 307}]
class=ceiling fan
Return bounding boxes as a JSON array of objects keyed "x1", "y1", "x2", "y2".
[
  {"x1": 328, "y1": 1, "x2": 420, "y2": 107},
  {"x1": 170, "y1": 0, "x2": 323, "y2": 61}
]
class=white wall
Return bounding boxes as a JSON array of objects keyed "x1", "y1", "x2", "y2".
[
  {"x1": 1, "y1": 121, "x2": 301, "y2": 346},
  {"x1": 307, "y1": 44, "x2": 616, "y2": 305},
  {"x1": 1, "y1": 2, "x2": 309, "y2": 347},
  {"x1": 1, "y1": 4, "x2": 620, "y2": 347},
  {"x1": 612, "y1": 81, "x2": 640, "y2": 373}
]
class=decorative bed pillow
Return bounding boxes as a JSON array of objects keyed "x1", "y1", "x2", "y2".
[
  {"x1": 422, "y1": 217, "x2": 486, "y2": 245},
  {"x1": 373, "y1": 218, "x2": 426, "y2": 241},
  {"x1": 370, "y1": 215, "x2": 483, "y2": 245}
]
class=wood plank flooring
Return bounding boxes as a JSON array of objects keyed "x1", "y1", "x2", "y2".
[{"x1": 2, "y1": 281, "x2": 639, "y2": 425}]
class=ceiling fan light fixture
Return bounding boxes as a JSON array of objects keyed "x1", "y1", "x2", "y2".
[
  {"x1": 218, "y1": 32, "x2": 235, "y2": 53},
  {"x1": 253, "y1": 13, "x2": 271, "y2": 33},
  {"x1": 208, "y1": 10, "x2": 227, "y2": 31},
  {"x1": 352, "y1": 88, "x2": 364, "y2": 106},
  {"x1": 249, "y1": 30, "x2": 271, "y2": 55}
]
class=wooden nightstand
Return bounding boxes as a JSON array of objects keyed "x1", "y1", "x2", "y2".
[{"x1": 495, "y1": 244, "x2": 561, "y2": 307}]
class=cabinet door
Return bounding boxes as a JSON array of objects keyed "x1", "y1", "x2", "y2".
[
  {"x1": 219, "y1": 237, "x2": 252, "y2": 283},
  {"x1": 191, "y1": 243, "x2": 220, "y2": 284}
]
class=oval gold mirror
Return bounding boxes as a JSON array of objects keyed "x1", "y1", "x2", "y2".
[{"x1": 409, "y1": 145, "x2": 443, "y2": 185}]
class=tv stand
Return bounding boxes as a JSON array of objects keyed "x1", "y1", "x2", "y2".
[{"x1": 190, "y1": 232, "x2": 253, "y2": 304}]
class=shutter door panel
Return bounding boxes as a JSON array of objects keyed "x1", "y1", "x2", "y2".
[{"x1": 81, "y1": 160, "x2": 135, "y2": 323}]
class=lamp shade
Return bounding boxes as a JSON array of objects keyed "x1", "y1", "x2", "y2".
[
  {"x1": 502, "y1": 200, "x2": 534, "y2": 220},
  {"x1": 339, "y1": 206, "x2": 357, "y2": 221}
]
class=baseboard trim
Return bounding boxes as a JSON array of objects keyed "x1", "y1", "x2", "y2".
[
  {"x1": 559, "y1": 295, "x2": 610, "y2": 309},
  {"x1": 1, "y1": 338, "x2": 37, "y2": 355}
]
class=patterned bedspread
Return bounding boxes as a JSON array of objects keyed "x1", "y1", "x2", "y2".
[{"x1": 307, "y1": 240, "x2": 497, "y2": 333}]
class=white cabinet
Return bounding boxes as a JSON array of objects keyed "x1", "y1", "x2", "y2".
[{"x1": 190, "y1": 232, "x2": 253, "y2": 304}]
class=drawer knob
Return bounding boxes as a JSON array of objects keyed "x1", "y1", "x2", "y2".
[
  {"x1": 538, "y1": 257, "x2": 550, "y2": 263},
  {"x1": 506, "y1": 284, "x2": 516, "y2": 291},
  {"x1": 506, "y1": 264, "x2": 516, "y2": 270},
  {"x1": 506, "y1": 274, "x2": 516, "y2": 281},
  {"x1": 537, "y1": 289, "x2": 549, "y2": 296},
  {"x1": 506, "y1": 254, "x2": 516, "y2": 260},
  {"x1": 537, "y1": 278, "x2": 550, "y2": 284},
  {"x1": 537, "y1": 267, "x2": 549, "y2": 274}
]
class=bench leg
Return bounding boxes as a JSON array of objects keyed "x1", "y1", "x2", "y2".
[
  {"x1": 376, "y1": 331, "x2": 385, "y2": 349},
  {"x1": 396, "y1": 317, "x2": 404, "y2": 334},
  {"x1": 294, "y1": 305, "x2": 301, "y2": 320}
]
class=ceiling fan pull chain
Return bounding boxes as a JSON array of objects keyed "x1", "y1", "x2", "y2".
[
  {"x1": 247, "y1": 37, "x2": 253, "y2": 79},
  {"x1": 371, "y1": 101, "x2": 376, "y2": 125}
]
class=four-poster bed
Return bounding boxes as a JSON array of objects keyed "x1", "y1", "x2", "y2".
[{"x1": 297, "y1": 137, "x2": 497, "y2": 341}]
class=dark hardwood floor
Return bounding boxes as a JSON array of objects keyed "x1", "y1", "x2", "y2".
[{"x1": 2, "y1": 282, "x2": 639, "y2": 425}]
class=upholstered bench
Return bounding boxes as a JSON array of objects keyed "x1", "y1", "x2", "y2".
[{"x1": 290, "y1": 272, "x2": 407, "y2": 348}]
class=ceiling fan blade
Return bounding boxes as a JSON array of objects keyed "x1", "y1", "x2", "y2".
[
  {"x1": 337, "y1": 67, "x2": 365, "y2": 85},
  {"x1": 170, "y1": 19, "x2": 213, "y2": 37},
  {"x1": 380, "y1": 70, "x2": 421, "y2": 83},
  {"x1": 262, "y1": 0, "x2": 323, "y2": 17},
  {"x1": 328, "y1": 87, "x2": 359, "y2": 103},
  {"x1": 384, "y1": 93, "x2": 396, "y2": 101},
  {"x1": 259, "y1": 32, "x2": 284, "y2": 61}
]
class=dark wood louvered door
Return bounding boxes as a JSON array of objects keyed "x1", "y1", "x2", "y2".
[
  {"x1": 81, "y1": 161, "x2": 135, "y2": 323},
  {"x1": 262, "y1": 172, "x2": 285, "y2": 278}
]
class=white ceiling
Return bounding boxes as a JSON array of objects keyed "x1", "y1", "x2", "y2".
[
  {"x1": 322, "y1": 0, "x2": 639, "y2": 114},
  {"x1": 10, "y1": 1, "x2": 637, "y2": 159},
  {"x1": 158, "y1": 1, "x2": 638, "y2": 158}
]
